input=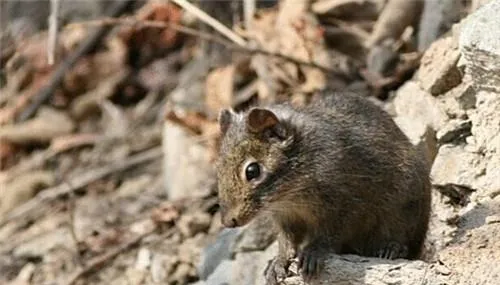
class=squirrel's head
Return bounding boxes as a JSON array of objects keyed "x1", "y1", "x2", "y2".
[{"x1": 216, "y1": 107, "x2": 294, "y2": 228}]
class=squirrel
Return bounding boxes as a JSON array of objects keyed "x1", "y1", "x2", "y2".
[{"x1": 215, "y1": 91, "x2": 431, "y2": 284}]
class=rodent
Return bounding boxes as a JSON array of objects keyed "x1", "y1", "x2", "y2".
[{"x1": 215, "y1": 91, "x2": 431, "y2": 283}]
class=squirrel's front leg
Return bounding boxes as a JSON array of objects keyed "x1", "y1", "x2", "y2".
[
  {"x1": 265, "y1": 233, "x2": 294, "y2": 285},
  {"x1": 297, "y1": 237, "x2": 340, "y2": 283}
]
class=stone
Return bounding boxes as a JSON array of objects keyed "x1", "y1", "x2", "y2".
[
  {"x1": 162, "y1": 121, "x2": 215, "y2": 200},
  {"x1": 198, "y1": 228, "x2": 240, "y2": 280},
  {"x1": 431, "y1": 145, "x2": 485, "y2": 188},
  {"x1": 485, "y1": 215, "x2": 500, "y2": 224},
  {"x1": 0, "y1": 107, "x2": 75, "y2": 144},
  {"x1": 417, "y1": 37, "x2": 462, "y2": 95},
  {"x1": 283, "y1": 254, "x2": 451, "y2": 285},
  {"x1": 178, "y1": 234, "x2": 208, "y2": 265},
  {"x1": 393, "y1": 81, "x2": 449, "y2": 131},
  {"x1": 177, "y1": 212, "x2": 212, "y2": 238},
  {"x1": 202, "y1": 242, "x2": 278, "y2": 285},
  {"x1": 233, "y1": 216, "x2": 277, "y2": 253},
  {"x1": 13, "y1": 228, "x2": 75, "y2": 259},
  {"x1": 436, "y1": 119, "x2": 472, "y2": 144},
  {"x1": 436, "y1": 222, "x2": 500, "y2": 285},
  {"x1": 0, "y1": 171, "x2": 55, "y2": 217},
  {"x1": 393, "y1": 115, "x2": 437, "y2": 165},
  {"x1": 73, "y1": 196, "x2": 114, "y2": 241},
  {"x1": 459, "y1": 0, "x2": 500, "y2": 92}
]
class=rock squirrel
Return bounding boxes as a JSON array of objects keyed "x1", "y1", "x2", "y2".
[{"x1": 216, "y1": 91, "x2": 431, "y2": 284}]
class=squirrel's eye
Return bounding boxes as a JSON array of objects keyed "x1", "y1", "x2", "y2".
[{"x1": 245, "y1": 162, "x2": 261, "y2": 181}]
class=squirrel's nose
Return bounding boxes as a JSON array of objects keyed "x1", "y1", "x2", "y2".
[{"x1": 221, "y1": 214, "x2": 238, "y2": 228}]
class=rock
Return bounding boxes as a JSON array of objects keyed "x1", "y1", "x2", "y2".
[
  {"x1": 466, "y1": 90, "x2": 500, "y2": 198},
  {"x1": 427, "y1": 189, "x2": 459, "y2": 253},
  {"x1": 178, "y1": 233, "x2": 208, "y2": 265},
  {"x1": 417, "y1": 0, "x2": 466, "y2": 51},
  {"x1": 485, "y1": 215, "x2": 500, "y2": 224},
  {"x1": 233, "y1": 216, "x2": 278, "y2": 253},
  {"x1": 177, "y1": 212, "x2": 212, "y2": 238},
  {"x1": 162, "y1": 120, "x2": 215, "y2": 200},
  {"x1": 430, "y1": 145, "x2": 485, "y2": 188},
  {"x1": 73, "y1": 196, "x2": 114, "y2": 241},
  {"x1": 459, "y1": 0, "x2": 500, "y2": 92},
  {"x1": 392, "y1": 81, "x2": 448, "y2": 163},
  {"x1": 202, "y1": 242, "x2": 278, "y2": 285},
  {"x1": 469, "y1": 91, "x2": 500, "y2": 154},
  {"x1": 283, "y1": 254, "x2": 450, "y2": 285},
  {"x1": 0, "y1": 171, "x2": 55, "y2": 217},
  {"x1": 170, "y1": 262, "x2": 197, "y2": 285},
  {"x1": 394, "y1": 82, "x2": 448, "y2": 131},
  {"x1": 437, "y1": 222, "x2": 500, "y2": 284},
  {"x1": 151, "y1": 252, "x2": 178, "y2": 283},
  {"x1": 198, "y1": 216, "x2": 277, "y2": 280},
  {"x1": 198, "y1": 228, "x2": 240, "y2": 280},
  {"x1": 438, "y1": 81, "x2": 475, "y2": 119},
  {"x1": 13, "y1": 228, "x2": 75, "y2": 259},
  {"x1": 393, "y1": 115, "x2": 437, "y2": 165},
  {"x1": 436, "y1": 119, "x2": 472, "y2": 144},
  {"x1": 417, "y1": 37, "x2": 462, "y2": 95},
  {"x1": 0, "y1": 107, "x2": 75, "y2": 144}
]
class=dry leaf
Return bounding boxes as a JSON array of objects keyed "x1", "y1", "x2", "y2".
[
  {"x1": 151, "y1": 202, "x2": 179, "y2": 223},
  {"x1": 49, "y1": 133, "x2": 101, "y2": 153},
  {"x1": 0, "y1": 107, "x2": 75, "y2": 144},
  {"x1": 205, "y1": 65, "x2": 235, "y2": 116}
]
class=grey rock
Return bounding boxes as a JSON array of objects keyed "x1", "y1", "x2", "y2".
[
  {"x1": 203, "y1": 242, "x2": 278, "y2": 285},
  {"x1": 198, "y1": 228, "x2": 240, "y2": 280},
  {"x1": 459, "y1": 0, "x2": 500, "y2": 92},
  {"x1": 233, "y1": 216, "x2": 277, "y2": 253},
  {"x1": 198, "y1": 216, "x2": 277, "y2": 280}
]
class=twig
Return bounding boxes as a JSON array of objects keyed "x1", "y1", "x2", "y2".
[
  {"x1": 63, "y1": 224, "x2": 171, "y2": 285},
  {"x1": 47, "y1": 0, "x2": 60, "y2": 65},
  {"x1": 243, "y1": 0, "x2": 256, "y2": 30},
  {"x1": 171, "y1": 0, "x2": 247, "y2": 46},
  {"x1": 0, "y1": 146, "x2": 162, "y2": 227},
  {"x1": 17, "y1": 0, "x2": 134, "y2": 122},
  {"x1": 66, "y1": 18, "x2": 349, "y2": 78}
]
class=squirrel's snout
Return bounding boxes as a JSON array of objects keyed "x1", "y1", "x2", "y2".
[
  {"x1": 223, "y1": 217, "x2": 238, "y2": 228},
  {"x1": 220, "y1": 208, "x2": 241, "y2": 227}
]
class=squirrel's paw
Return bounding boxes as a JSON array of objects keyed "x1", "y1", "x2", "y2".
[
  {"x1": 264, "y1": 257, "x2": 288, "y2": 285},
  {"x1": 376, "y1": 241, "x2": 409, "y2": 259},
  {"x1": 297, "y1": 245, "x2": 325, "y2": 282}
]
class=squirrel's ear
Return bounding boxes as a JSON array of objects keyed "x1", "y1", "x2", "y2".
[
  {"x1": 218, "y1": 109, "x2": 233, "y2": 135},
  {"x1": 247, "y1": 108, "x2": 286, "y2": 137},
  {"x1": 247, "y1": 108, "x2": 278, "y2": 133}
]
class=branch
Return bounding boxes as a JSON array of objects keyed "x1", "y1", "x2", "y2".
[
  {"x1": 0, "y1": 146, "x2": 162, "y2": 227},
  {"x1": 66, "y1": 17, "x2": 350, "y2": 79},
  {"x1": 17, "y1": 0, "x2": 134, "y2": 122},
  {"x1": 171, "y1": 0, "x2": 247, "y2": 46}
]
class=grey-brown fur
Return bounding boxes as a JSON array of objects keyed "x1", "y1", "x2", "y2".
[{"x1": 216, "y1": 91, "x2": 431, "y2": 283}]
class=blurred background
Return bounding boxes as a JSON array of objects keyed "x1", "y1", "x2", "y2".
[{"x1": 1, "y1": 0, "x2": 499, "y2": 284}]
